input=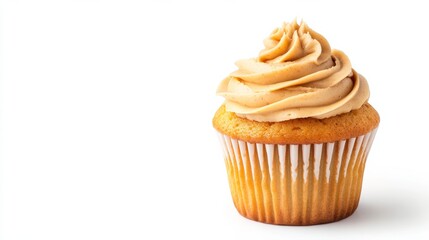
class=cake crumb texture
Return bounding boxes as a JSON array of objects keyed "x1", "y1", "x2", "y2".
[{"x1": 213, "y1": 103, "x2": 380, "y2": 144}]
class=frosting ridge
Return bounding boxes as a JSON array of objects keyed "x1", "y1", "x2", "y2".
[{"x1": 217, "y1": 20, "x2": 369, "y2": 122}]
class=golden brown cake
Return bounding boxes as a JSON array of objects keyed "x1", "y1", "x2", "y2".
[
  {"x1": 213, "y1": 103, "x2": 379, "y2": 144},
  {"x1": 213, "y1": 19, "x2": 380, "y2": 225},
  {"x1": 213, "y1": 104, "x2": 379, "y2": 225}
]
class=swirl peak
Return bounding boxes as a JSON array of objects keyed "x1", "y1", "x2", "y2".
[{"x1": 258, "y1": 20, "x2": 331, "y2": 65}]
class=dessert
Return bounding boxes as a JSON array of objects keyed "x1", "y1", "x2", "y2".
[{"x1": 213, "y1": 19, "x2": 379, "y2": 225}]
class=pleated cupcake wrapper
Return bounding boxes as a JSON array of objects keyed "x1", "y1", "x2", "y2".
[{"x1": 217, "y1": 128, "x2": 377, "y2": 225}]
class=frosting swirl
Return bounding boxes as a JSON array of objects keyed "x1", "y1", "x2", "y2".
[{"x1": 217, "y1": 20, "x2": 369, "y2": 122}]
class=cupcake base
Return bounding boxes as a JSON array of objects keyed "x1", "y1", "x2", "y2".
[{"x1": 218, "y1": 129, "x2": 377, "y2": 225}]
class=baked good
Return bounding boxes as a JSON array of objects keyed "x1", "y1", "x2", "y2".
[{"x1": 213, "y1": 19, "x2": 380, "y2": 225}]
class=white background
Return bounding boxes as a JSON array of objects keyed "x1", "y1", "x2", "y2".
[{"x1": 1, "y1": 0, "x2": 429, "y2": 239}]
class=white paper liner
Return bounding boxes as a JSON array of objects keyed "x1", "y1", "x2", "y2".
[{"x1": 217, "y1": 128, "x2": 378, "y2": 225}]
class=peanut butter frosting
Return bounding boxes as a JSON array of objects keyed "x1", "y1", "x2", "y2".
[{"x1": 217, "y1": 20, "x2": 369, "y2": 122}]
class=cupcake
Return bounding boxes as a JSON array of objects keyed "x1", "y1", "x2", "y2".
[{"x1": 213, "y1": 19, "x2": 379, "y2": 225}]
